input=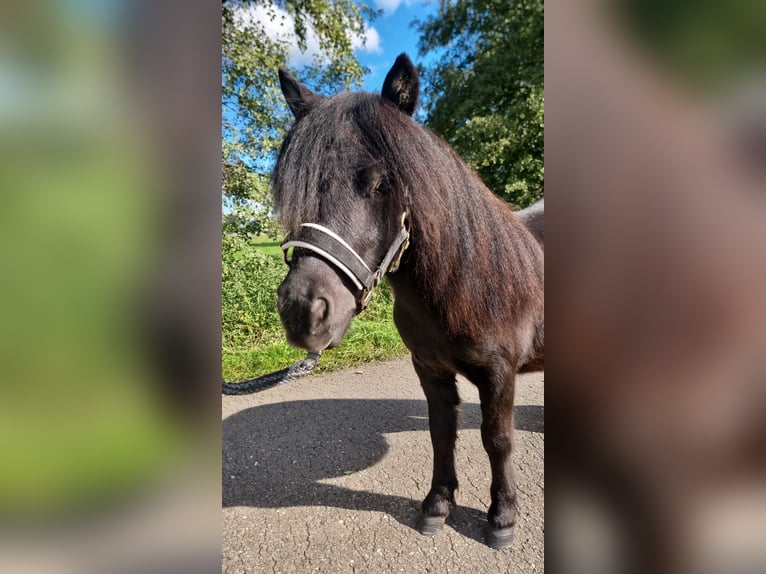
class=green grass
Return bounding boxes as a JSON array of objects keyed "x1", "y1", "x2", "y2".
[
  {"x1": 252, "y1": 235, "x2": 283, "y2": 258},
  {"x1": 222, "y1": 234, "x2": 409, "y2": 382}
]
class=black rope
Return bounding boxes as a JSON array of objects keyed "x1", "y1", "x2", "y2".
[{"x1": 221, "y1": 352, "x2": 321, "y2": 395}]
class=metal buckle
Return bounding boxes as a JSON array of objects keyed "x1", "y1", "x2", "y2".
[
  {"x1": 360, "y1": 288, "x2": 373, "y2": 309},
  {"x1": 388, "y1": 212, "x2": 410, "y2": 273},
  {"x1": 360, "y1": 270, "x2": 382, "y2": 310}
]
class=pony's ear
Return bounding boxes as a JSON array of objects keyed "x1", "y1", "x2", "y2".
[
  {"x1": 278, "y1": 67, "x2": 322, "y2": 119},
  {"x1": 381, "y1": 53, "x2": 419, "y2": 116}
]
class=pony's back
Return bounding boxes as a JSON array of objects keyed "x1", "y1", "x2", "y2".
[{"x1": 517, "y1": 198, "x2": 544, "y2": 247}]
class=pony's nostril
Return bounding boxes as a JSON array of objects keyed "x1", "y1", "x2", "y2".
[{"x1": 310, "y1": 296, "x2": 330, "y2": 325}]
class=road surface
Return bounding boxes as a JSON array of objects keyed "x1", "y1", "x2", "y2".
[{"x1": 222, "y1": 358, "x2": 544, "y2": 573}]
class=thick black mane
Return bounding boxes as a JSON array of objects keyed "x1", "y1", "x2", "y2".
[{"x1": 274, "y1": 91, "x2": 543, "y2": 340}]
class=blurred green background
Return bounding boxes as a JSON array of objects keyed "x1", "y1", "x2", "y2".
[{"x1": 0, "y1": 1, "x2": 215, "y2": 527}]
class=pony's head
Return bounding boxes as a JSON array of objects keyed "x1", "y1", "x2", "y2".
[{"x1": 274, "y1": 54, "x2": 418, "y2": 352}]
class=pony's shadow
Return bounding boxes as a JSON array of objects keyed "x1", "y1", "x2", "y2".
[{"x1": 223, "y1": 399, "x2": 543, "y2": 542}]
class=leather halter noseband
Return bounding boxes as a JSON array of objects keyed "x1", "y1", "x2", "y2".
[{"x1": 282, "y1": 212, "x2": 410, "y2": 310}]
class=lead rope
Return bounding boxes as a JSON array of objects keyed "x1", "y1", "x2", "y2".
[{"x1": 221, "y1": 352, "x2": 321, "y2": 395}]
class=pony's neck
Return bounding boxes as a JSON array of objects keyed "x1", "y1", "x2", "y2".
[{"x1": 390, "y1": 134, "x2": 544, "y2": 339}]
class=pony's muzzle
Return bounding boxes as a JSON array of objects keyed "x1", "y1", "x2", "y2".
[
  {"x1": 277, "y1": 253, "x2": 359, "y2": 353},
  {"x1": 277, "y1": 290, "x2": 333, "y2": 352}
]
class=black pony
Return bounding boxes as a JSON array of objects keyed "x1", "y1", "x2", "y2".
[{"x1": 273, "y1": 53, "x2": 544, "y2": 549}]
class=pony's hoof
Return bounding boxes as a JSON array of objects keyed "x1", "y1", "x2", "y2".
[
  {"x1": 418, "y1": 514, "x2": 445, "y2": 536},
  {"x1": 486, "y1": 525, "x2": 514, "y2": 549}
]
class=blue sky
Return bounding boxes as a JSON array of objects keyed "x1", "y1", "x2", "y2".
[{"x1": 355, "y1": 1, "x2": 439, "y2": 92}]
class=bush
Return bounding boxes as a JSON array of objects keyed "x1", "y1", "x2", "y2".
[{"x1": 222, "y1": 233, "x2": 286, "y2": 350}]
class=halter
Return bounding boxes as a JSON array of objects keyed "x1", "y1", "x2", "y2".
[{"x1": 282, "y1": 212, "x2": 410, "y2": 310}]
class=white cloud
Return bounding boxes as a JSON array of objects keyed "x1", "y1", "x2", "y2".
[
  {"x1": 234, "y1": 4, "x2": 381, "y2": 68},
  {"x1": 353, "y1": 26, "x2": 381, "y2": 54}
]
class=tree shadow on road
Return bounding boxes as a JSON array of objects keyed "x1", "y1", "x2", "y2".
[{"x1": 223, "y1": 399, "x2": 543, "y2": 543}]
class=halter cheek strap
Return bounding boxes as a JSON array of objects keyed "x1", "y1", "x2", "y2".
[{"x1": 282, "y1": 212, "x2": 410, "y2": 310}]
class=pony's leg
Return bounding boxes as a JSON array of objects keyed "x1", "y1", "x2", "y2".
[
  {"x1": 413, "y1": 357, "x2": 460, "y2": 536},
  {"x1": 478, "y1": 372, "x2": 517, "y2": 549}
]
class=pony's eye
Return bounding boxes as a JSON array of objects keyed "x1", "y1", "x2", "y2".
[
  {"x1": 370, "y1": 177, "x2": 389, "y2": 197},
  {"x1": 356, "y1": 167, "x2": 385, "y2": 197}
]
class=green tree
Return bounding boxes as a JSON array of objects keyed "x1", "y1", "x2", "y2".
[
  {"x1": 222, "y1": 0, "x2": 377, "y2": 238},
  {"x1": 417, "y1": 0, "x2": 543, "y2": 208}
]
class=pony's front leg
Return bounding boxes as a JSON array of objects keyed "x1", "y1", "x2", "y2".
[
  {"x1": 413, "y1": 357, "x2": 460, "y2": 536},
  {"x1": 479, "y1": 372, "x2": 517, "y2": 549}
]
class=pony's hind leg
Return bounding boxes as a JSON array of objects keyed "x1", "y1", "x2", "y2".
[
  {"x1": 413, "y1": 357, "x2": 460, "y2": 536},
  {"x1": 477, "y1": 370, "x2": 517, "y2": 549}
]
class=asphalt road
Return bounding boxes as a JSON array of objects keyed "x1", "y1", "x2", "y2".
[{"x1": 222, "y1": 358, "x2": 544, "y2": 573}]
